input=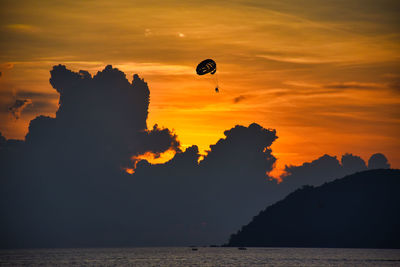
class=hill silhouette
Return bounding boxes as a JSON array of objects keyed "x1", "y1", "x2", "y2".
[{"x1": 226, "y1": 169, "x2": 400, "y2": 248}]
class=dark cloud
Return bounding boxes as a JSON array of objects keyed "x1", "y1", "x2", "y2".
[
  {"x1": 201, "y1": 123, "x2": 277, "y2": 176},
  {"x1": 341, "y1": 153, "x2": 367, "y2": 174},
  {"x1": 281, "y1": 154, "x2": 342, "y2": 189},
  {"x1": 3, "y1": 90, "x2": 60, "y2": 116},
  {"x1": 280, "y1": 152, "x2": 379, "y2": 191},
  {"x1": 368, "y1": 153, "x2": 390, "y2": 169},
  {"x1": 233, "y1": 95, "x2": 247, "y2": 103},
  {"x1": 130, "y1": 123, "x2": 280, "y2": 245},
  {"x1": 21, "y1": 100, "x2": 55, "y2": 114},
  {"x1": 140, "y1": 124, "x2": 181, "y2": 156},
  {"x1": 0, "y1": 64, "x2": 283, "y2": 248},
  {"x1": 8, "y1": 99, "x2": 32, "y2": 119},
  {"x1": 0, "y1": 64, "x2": 393, "y2": 248},
  {"x1": 44, "y1": 64, "x2": 179, "y2": 166}
]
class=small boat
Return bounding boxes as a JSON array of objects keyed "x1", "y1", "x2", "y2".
[
  {"x1": 192, "y1": 248, "x2": 198, "y2": 251},
  {"x1": 238, "y1": 247, "x2": 247, "y2": 250}
]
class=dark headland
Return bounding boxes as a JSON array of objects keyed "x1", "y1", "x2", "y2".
[{"x1": 226, "y1": 169, "x2": 400, "y2": 248}]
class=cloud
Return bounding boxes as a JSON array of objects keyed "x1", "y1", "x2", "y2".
[
  {"x1": 341, "y1": 153, "x2": 367, "y2": 174},
  {"x1": 0, "y1": 63, "x2": 14, "y2": 70},
  {"x1": 0, "y1": 64, "x2": 393, "y2": 248},
  {"x1": 280, "y1": 154, "x2": 342, "y2": 188},
  {"x1": 257, "y1": 54, "x2": 335, "y2": 64},
  {"x1": 233, "y1": 95, "x2": 248, "y2": 103},
  {"x1": 283, "y1": 80, "x2": 320, "y2": 88},
  {"x1": 44, "y1": 65, "x2": 180, "y2": 167},
  {"x1": 324, "y1": 82, "x2": 382, "y2": 90},
  {"x1": 201, "y1": 123, "x2": 277, "y2": 174},
  {"x1": 144, "y1": 28, "x2": 153, "y2": 37},
  {"x1": 114, "y1": 62, "x2": 193, "y2": 76},
  {"x1": 16, "y1": 90, "x2": 58, "y2": 100},
  {"x1": 0, "y1": 65, "x2": 284, "y2": 248},
  {"x1": 4, "y1": 24, "x2": 40, "y2": 34},
  {"x1": 138, "y1": 124, "x2": 181, "y2": 157},
  {"x1": 281, "y1": 153, "x2": 367, "y2": 189},
  {"x1": 5, "y1": 91, "x2": 59, "y2": 116},
  {"x1": 368, "y1": 153, "x2": 390, "y2": 169},
  {"x1": 131, "y1": 123, "x2": 280, "y2": 244},
  {"x1": 280, "y1": 152, "x2": 391, "y2": 191},
  {"x1": 8, "y1": 99, "x2": 32, "y2": 119}
]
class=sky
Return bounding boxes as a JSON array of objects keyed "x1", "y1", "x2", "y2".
[{"x1": 0, "y1": 0, "x2": 399, "y2": 175}]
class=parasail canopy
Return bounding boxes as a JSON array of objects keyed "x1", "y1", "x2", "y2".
[{"x1": 196, "y1": 59, "x2": 217, "y2": 76}]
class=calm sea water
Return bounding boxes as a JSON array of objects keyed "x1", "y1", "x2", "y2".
[{"x1": 1, "y1": 247, "x2": 399, "y2": 266}]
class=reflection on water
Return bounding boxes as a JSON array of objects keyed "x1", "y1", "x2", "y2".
[{"x1": 1, "y1": 247, "x2": 399, "y2": 266}]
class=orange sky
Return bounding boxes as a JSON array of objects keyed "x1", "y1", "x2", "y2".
[{"x1": 0, "y1": 0, "x2": 399, "y2": 175}]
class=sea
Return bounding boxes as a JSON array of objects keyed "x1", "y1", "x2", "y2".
[{"x1": 1, "y1": 247, "x2": 399, "y2": 266}]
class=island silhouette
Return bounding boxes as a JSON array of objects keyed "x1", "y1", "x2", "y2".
[{"x1": 226, "y1": 169, "x2": 400, "y2": 248}]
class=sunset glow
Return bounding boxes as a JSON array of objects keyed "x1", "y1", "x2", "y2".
[
  {"x1": 124, "y1": 168, "x2": 135, "y2": 175},
  {"x1": 0, "y1": 0, "x2": 399, "y2": 174},
  {"x1": 1, "y1": 0, "x2": 400, "y2": 252},
  {"x1": 124, "y1": 150, "x2": 178, "y2": 174}
]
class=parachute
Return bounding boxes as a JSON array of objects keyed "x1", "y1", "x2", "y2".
[
  {"x1": 196, "y1": 59, "x2": 216, "y2": 75},
  {"x1": 196, "y1": 59, "x2": 219, "y2": 92}
]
